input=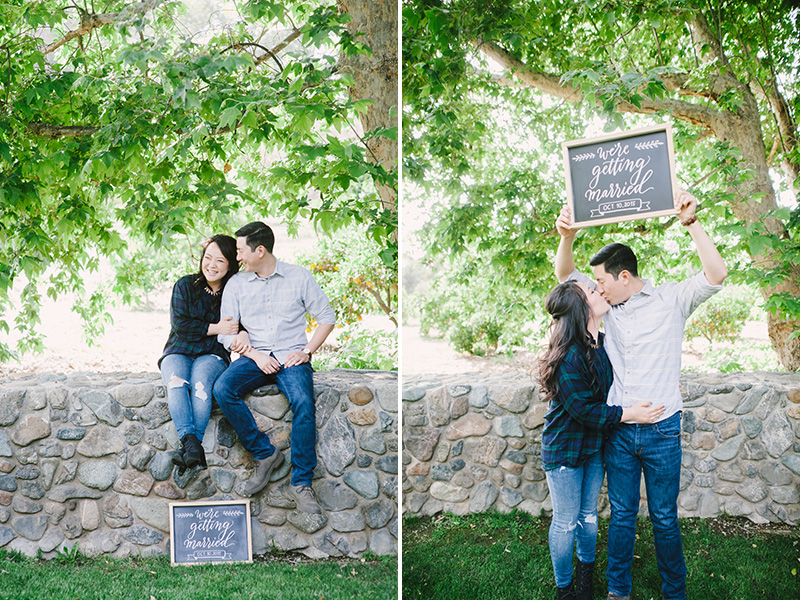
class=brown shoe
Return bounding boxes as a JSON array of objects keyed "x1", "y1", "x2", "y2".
[
  {"x1": 287, "y1": 484, "x2": 323, "y2": 515},
  {"x1": 242, "y1": 451, "x2": 284, "y2": 496}
]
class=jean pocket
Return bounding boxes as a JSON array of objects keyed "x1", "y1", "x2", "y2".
[{"x1": 654, "y1": 415, "x2": 681, "y2": 439}]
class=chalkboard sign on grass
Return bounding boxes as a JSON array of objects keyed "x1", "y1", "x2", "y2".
[
  {"x1": 563, "y1": 124, "x2": 678, "y2": 228},
  {"x1": 170, "y1": 500, "x2": 252, "y2": 565}
]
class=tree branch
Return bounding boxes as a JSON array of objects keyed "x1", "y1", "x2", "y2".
[
  {"x1": 474, "y1": 38, "x2": 723, "y2": 132},
  {"x1": 28, "y1": 122, "x2": 100, "y2": 138},
  {"x1": 359, "y1": 282, "x2": 397, "y2": 326},
  {"x1": 472, "y1": 39, "x2": 582, "y2": 102},
  {"x1": 44, "y1": 0, "x2": 161, "y2": 56},
  {"x1": 222, "y1": 41, "x2": 285, "y2": 72},
  {"x1": 255, "y1": 29, "x2": 301, "y2": 66},
  {"x1": 690, "y1": 10, "x2": 733, "y2": 73}
]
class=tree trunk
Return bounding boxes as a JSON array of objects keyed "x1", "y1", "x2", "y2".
[
  {"x1": 713, "y1": 90, "x2": 800, "y2": 371},
  {"x1": 338, "y1": 0, "x2": 398, "y2": 216}
]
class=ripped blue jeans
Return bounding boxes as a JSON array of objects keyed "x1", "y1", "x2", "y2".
[
  {"x1": 160, "y1": 353, "x2": 227, "y2": 441},
  {"x1": 545, "y1": 451, "x2": 605, "y2": 588}
]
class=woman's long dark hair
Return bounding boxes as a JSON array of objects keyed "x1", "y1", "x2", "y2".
[
  {"x1": 536, "y1": 281, "x2": 595, "y2": 405},
  {"x1": 193, "y1": 234, "x2": 239, "y2": 291}
]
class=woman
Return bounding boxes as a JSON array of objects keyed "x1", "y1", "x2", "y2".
[
  {"x1": 159, "y1": 235, "x2": 240, "y2": 474},
  {"x1": 537, "y1": 281, "x2": 663, "y2": 600}
]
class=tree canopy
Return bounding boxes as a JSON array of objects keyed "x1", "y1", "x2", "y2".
[
  {"x1": 0, "y1": 0, "x2": 397, "y2": 360},
  {"x1": 403, "y1": 0, "x2": 800, "y2": 370}
]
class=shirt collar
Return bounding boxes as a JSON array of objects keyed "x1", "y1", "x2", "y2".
[
  {"x1": 636, "y1": 278, "x2": 655, "y2": 297},
  {"x1": 245, "y1": 259, "x2": 285, "y2": 282}
]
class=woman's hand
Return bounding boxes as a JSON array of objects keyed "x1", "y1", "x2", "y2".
[
  {"x1": 556, "y1": 205, "x2": 575, "y2": 238},
  {"x1": 622, "y1": 401, "x2": 665, "y2": 424},
  {"x1": 208, "y1": 317, "x2": 239, "y2": 337},
  {"x1": 230, "y1": 330, "x2": 251, "y2": 355}
]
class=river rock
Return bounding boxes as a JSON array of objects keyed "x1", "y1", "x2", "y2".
[
  {"x1": 79, "y1": 390, "x2": 123, "y2": 426},
  {"x1": 10, "y1": 415, "x2": 51, "y2": 447},
  {"x1": 319, "y1": 415, "x2": 356, "y2": 476}
]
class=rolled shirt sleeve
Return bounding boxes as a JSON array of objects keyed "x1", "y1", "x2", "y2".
[
  {"x1": 302, "y1": 271, "x2": 336, "y2": 325},
  {"x1": 217, "y1": 277, "x2": 242, "y2": 351}
]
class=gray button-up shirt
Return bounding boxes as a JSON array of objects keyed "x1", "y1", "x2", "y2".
[
  {"x1": 568, "y1": 269, "x2": 722, "y2": 421},
  {"x1": 218, "y1": 261, "x2": 336, "y2": 365}
]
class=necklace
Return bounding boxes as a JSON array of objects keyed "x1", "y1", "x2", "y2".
[{"x1": 204, "y1": 285, "x2": 221, "y2": 297}]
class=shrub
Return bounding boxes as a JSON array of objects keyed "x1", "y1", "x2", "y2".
[
  {"x1": 315, "y1": 323, "x2": 396, "y2": 371},
  {"x1": 685, "y1": 294, "x2": 751, "y2": 344}
]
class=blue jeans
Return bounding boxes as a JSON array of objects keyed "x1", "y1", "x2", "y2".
[
  {"x1": 606, "y1": 412, "x2": 686, "y2": 599},
  {"x1": 212, "y1": 356, "x2": 316, "y2": 486},
  {"x1": 545, "y1": 452, "x2": 605, "y2": 588},
  {"x1": 160, "y1": 353, "x2": 227, "y2": 441}
]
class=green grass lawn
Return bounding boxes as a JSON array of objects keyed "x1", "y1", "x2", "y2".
[
  {"x1": 0, "y1": 550, "x2": 397, "y2": 600},
  {"x1": 402, "y1": 511, "x2": 799, "y2": 600}
]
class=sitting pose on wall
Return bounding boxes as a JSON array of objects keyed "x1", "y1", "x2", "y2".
[
  {"x1": 159, "y1": 235, "x2": 240, "y2": 474},
  {"x1": 213, "y1": 222, "x2": 336, "y2": 514}
]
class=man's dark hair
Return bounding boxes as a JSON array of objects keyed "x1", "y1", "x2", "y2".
[
  {"x1": 236, "y1": 221, "x2": 275, "y2": 254},
  {"x1": 589, "y1": 243, "x2": 638, "y2": 278}
]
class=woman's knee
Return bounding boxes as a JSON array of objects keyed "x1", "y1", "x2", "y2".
[
  {"x1": 551, "y1": 517, "x2": 578, "y2": 535},
  {"x1": 167, "y1": 375, "x2": 189, "y2": 390}
]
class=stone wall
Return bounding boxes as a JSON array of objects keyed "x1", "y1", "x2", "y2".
[
  {"x1": 402, "y1": 372, "x2": 800, "y2": 525},
  {"x1": 0, "y1": 369, "x2": 398, "y2": 559}
]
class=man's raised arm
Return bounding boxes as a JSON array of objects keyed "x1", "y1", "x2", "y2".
[{"x1": 675, "y1": 189, "x2": 728, "y2": 286}]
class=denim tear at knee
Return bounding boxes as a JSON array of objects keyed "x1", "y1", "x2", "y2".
[
  {"x1": 168, "y1": 375, "x2": 189, "y2": 389},
  {"x1": 195, "y1": 381, "x2": 208, "y2": 401},
  {"x1": 552, "y1": 520, "x2": 578, "y2": 534}
]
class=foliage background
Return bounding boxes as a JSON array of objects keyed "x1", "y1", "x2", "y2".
[
  {"x1": 0, "y1": 0, "x2": 397, "y2": 370},
  {"x1": 402, "y1": 0, "x2": 799, "y2": 372}
]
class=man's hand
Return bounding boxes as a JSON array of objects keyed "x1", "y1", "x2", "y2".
[
  {"x1": 251, "y1": 351, "x2": 281, "y2": 375},
  {"x1": 284, "y1": 351, "x2": 310, "y2": 368},
  {"x1": 673, "y1": 186, "x2": 727, "y2": 285},
  {"x1": 675, "y1": 188, "x2": 697, "y2": 222},
  {"x1": 556, "y1": 205, "x2": 575, "y2": 238},
  {"x1": 230, "y1": 331, "x2": 251, "y2": 355}
]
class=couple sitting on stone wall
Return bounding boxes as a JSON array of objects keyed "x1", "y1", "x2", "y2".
[
  {"x1": 156, "y1": 222, "x2": 335, "y2": 515},
  {"x1": 539, "y1": 189, "x2": 727, "y2": 600}
]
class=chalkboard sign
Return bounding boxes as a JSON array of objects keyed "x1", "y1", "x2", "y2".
[
  {"x1": 563, "y1": 124, "x2": 678, "y2": 228},
  {"x1": 169, "y1": 500, "x2": 252, "y2": 565}
]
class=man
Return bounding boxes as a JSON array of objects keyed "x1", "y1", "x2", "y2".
[
  {"x1": 555, "y1": 189, "x2": 727, "y2": 600},
  {"x1": 213, "y1": 221, "x2": 335, "y2": 515}
]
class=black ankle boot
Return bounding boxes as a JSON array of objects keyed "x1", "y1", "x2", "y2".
[
  {"x1": 171, "y1": 446, "x2": 187, "y2": 475},
  {"x1": 181, "y1": 434, "x2": 204, "y2": 469},
  {"x1": 556, "y1": 582, "x2": 576, "y2": 600},
  {"x1": 574, "y1": 560, "x2": 594, "y2": 600}
]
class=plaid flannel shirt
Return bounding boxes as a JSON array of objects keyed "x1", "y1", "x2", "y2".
[
  {"x1": 541, "y1": 333, "x2": 621, "y2": 470},
  {"x1": 158, "y1": 274, "x2": 230, "y2": 367}
]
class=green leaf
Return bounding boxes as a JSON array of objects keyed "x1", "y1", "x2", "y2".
[{"x1": 218, "y1": 106, "x2": 242, "y2": 130}]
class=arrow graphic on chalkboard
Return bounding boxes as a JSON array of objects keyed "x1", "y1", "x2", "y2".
[{"x1": 634, "y1": 140, "x2": 664, "y2": 150}]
